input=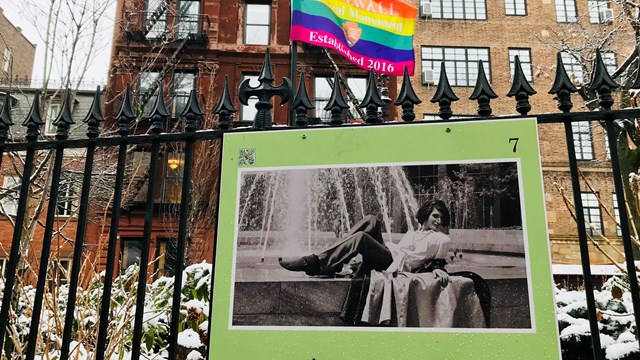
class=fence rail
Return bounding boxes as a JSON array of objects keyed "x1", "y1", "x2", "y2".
[{"x1": 0, "y1": 49, "x2": 638, "y2": 359}]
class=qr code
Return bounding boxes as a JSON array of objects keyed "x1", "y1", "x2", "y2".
[{"x1": 239, "y1": 148, "x2": 256, "y2": 166}]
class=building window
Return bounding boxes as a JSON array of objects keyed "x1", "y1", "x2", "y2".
[
  {"x1": 588, "y1": 0, "x2": 610, "y2": 24},
  {"x1": 2, "y1": 49, "x2": 11, "y2": 73},
  {"x1": 241, "y1": 74, "x2": 259, "y2": 122},
  {"x1": 45, "y1": 103, "x2": 62, "y2": 136},
  {"x1": 155, "y1": 238, "x2": 177, "y2": 277},
  {"x1": 244, "y1": 3, "x2": 271, "y2": 45},
  {"x1": 121, "y1": 238, "x2": 143, "y2": 272},
  {"x1": 561, "y1": 52, "x2": 583, "y2": 82},
  {"x1": 161, "y1": 152, "x2": 184, "y2": 204},
  {"x1": 555, "y1": 0, "x2": 577, "y2": 22},
  {"x1": 604, "y1": 129, "x2": 610, "y2": 159},
  {"x1": 312, "y1": 76, "x2": 365, "y2": 123},
  {"x1": 313, "y1": 77, "x2": 332, "y2": 122},
  {"x1": 1, "y1": 175, "x2": 20, "y2": 216},
  {"x1": 139, "y1": 71, "x2": 161, "y2": 117},
  {"x1": 421, "y1": 46, "x2": 490, "y2": 87},
  {"x1": 347, "y1": 77, "x2": 366, "y2": 121},
  {"x1": 613, "y1": 193, "x2": 622, "y2": 236},
  {"x1": 50, "y1": 259, "x2": 72, "y2": 287},
  {"x1": 428, "y1": 0, "x2": 487, "y2": 20},
  {"x1": 56, "y1": 179, "x2": 77, "y2": 217},
  {"x1": 171, "y1": 72, "x2": 195, "y2": 119},
  {"x1": 145, "y1": 0, "x2": 167, "y2": 39},
  {"x1": 176, "y1": 0, "x2": 200, "y2": 38},
  {"x1": 508, "y1": 48, "x2": 533, "y2": 82},
  {"x1": 0, "y1": 258, "x2": 7, "y2": 279},
  {"x1": 603, "y1": 51, "x2": 617, "y2": 75},
  {"x1": 572, "y1": 121, "x2": 593, "y2": 160},
  {"x1": 505, "y1": 0, "x2": 526, "y2": 15},
  {"x1": 582, "y1": 192, "x2": 602, "y2": 236}
]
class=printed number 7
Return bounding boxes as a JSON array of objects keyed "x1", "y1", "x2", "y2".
[{"x1": 509, "y1": 138, "x2": 519, "y2": 153}]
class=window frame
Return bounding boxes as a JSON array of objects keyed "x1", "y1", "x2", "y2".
[
  {"x1": 244, "y1": 2, "x2": 271, "y2": 45},
  {"x1": 1, "y1": 175, "x2": 21, "y2": 216},
  {"x1": 505, "y1": 0, "x2": 527, "y2": 16},
  {"x1": 602, "y1": 51, "x2": 617, "y2": 76},
  {"x1": 240, "y1": 73, "x2": 261, "y2": 123},
  {"x1": 44, "y1": 103, "x2": 62, "y2": 136},
  {"x1": 421, "y1": 46, "x2": 491, "y2": 87},
  {"x1": 588, "y1": 0, "x2": 610, "y2": 24},
  {"x1": 145, "y1": 0, "x2": 168, "y2": 39},
  {"x1": 170, "y1": 72, "x2": 196, "y2": 119},
  {"x1": 176, "y1": 0, "x2": 201, "y2": 38},
  {"x1": 561, "y1": 52, "x2": 583, "y2": 82},
  {"x1": 581, "y1": 192, "x2": 603, "y2": 236},
  {"x1": 56, "y1": 179, "x2": 78, "y2": 217},
  {"x1": 426, "y1": 0, "x2": 488, "y2": 20},
  {"x1": 313, "y1": 76, "x2": 333, "y2": 123},
  {"x1": 2, "y1": 48, "x2": 11, "y2": 73},
  {"x1": 613, "y1": 193, "x2": 621, "y2": 237},
  {"x1": 138, "y1": 70, "x2": 162, "y2": 118},
  {"x1": 120, "y1": 237, "x2": 144, "y2": 272},
  {"x1": 555, "y1": 0, "x2": 577, "y2": 23},
  {"x1": 572, "y1": 121, "x2": 594, "y2": 160},
  {"x1": 508, "y1": 48, "x2": 533, "y2": 83},
  {"x1": 155, "y1": 237, "x2": 177, "y2": 277}
]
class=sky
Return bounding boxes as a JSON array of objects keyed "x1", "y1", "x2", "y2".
[{"x1": 1, "y1": 1, "x2": 117, "y2": 87}]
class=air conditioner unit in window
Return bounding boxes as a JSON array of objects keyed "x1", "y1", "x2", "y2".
[
  {"x1": 600, "y1": 8, "x2": 613, "y2": 24},
  {"x1": 422, "y1": 68, "x2": 434, "y2": 85},
  {"x1": 420, "y1": 2, "x2": 432, "y2": 19}
]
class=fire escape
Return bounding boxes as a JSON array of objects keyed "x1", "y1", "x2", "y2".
[
  {"x1": 124, "y1": 0, "x2": 210, "y2": 116},
  {"x1": 121, "y1": 1, "x2": 210, "y2": 209}
]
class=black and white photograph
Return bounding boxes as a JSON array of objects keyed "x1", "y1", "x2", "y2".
[{"x1": 231, "y1": 161, "x2": 533, "y2": 330}]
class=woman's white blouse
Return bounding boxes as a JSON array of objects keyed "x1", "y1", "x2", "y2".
[{"x1": 385, "y1": 230, "x2": 451, "y2": 272}]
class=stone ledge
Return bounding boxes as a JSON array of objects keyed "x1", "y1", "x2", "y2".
[{"x1": 232, "y1": 278, "x2": 531, "y2": 328}]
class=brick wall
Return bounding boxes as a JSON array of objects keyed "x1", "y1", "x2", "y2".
[
  {"x1": 408, "y1": 0, "x2": 632, "y2": 265},
  {"x1": 0, "y1": 8, "x2": 36, "y2": 79}
]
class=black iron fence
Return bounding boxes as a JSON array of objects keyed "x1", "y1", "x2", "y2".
[{"x1": 0, "y1": 49, "x2": 638, "y2": 359}]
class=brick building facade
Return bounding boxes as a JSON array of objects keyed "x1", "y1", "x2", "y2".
[
  {"x1": 408, "y1": 0, "x2": 632, "y2": 267},
  {"x1": 103, "y1": 0, "x2": 633, "y2": 273},
  {"x1": 0, "y1": 7, "x2": 36, "y2": 80}
]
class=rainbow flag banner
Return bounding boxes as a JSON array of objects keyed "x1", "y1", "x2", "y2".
[{"x1": 291, "y1": 0, "x2": 417, "y2": 76}]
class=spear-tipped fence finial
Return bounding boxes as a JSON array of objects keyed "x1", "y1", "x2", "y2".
[
  {"x1": 23, "y1": 89, "x2": 44, "y2": 142},
  {"x1": 53, "y1": 89, "x2": 76, "y2": 140},
  {"x1": 214, "y1": 75, "x2": 237, "y2": 130},
  {"x1": 549, "y1": 52, "x2": 578, "y2": 113},
  {"x1": 395, "y1": 66, "x2": 422, "y2": 122},
  {"x1": 0, "y1": 91, "x2": 14, "y2": 144},
  {"x1": 180, "y1": 89, "x2": 203, "y2": 132},
  {"x1": 325, "y1": 71, "x2": 349, "y2": 126},
  {"x1": 83, "y1": 86, "x2": 105, "y2": 139},
  {"x1": 291, "y1": 71, "x2": 314, "y2": 127},
  {"x1": 507, "y1": 55, "x2": 537, "y2": 116},
  {"x1": 589, "y1": 49, "x2": 620, "y2": 110},
  {"x1": 146, "y1": 85, "x2": 170, "y2": 134},
  {"x1": 360, "y1": 69, "x2": 385, "y2": 124},
  {"x1": 469, "y1": 60, "x2": 498, "y2": 117},
  {"x1": 430, "y1": 63, "x2": 459, "y2": 120},
  {"x1": 238, "y1": 48, "x2": 293, "y2": 129},
  {"x1": 115, "y1": 84, "x2": 135, "y2": 136}
]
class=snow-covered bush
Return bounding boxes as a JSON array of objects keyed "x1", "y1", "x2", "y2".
[
  {"x1": 556, "y1": 276, "x2": 639, "y2": 360},
  {"x1": 0, "y1": 259, "x2": 212, "y2": 360}
]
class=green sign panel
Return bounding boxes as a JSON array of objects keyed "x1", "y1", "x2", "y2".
[{"x1": 210, "y1": 119, "x2": 560, "y2": 359}]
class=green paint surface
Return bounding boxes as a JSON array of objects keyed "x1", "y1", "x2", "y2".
[{"x1": 210, "y1": 119, "x2": 560, "y2": 360}]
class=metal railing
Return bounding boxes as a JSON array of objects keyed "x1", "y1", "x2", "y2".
[
  {"x1": 124, "y1": 12, "x2": 210, "y2": 44},
  {"x1": 0, "y1": 49, "x2": 638, "y2": 360}
]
